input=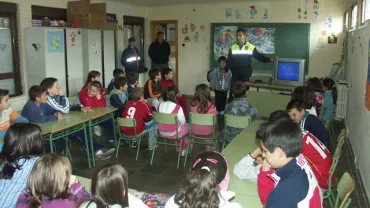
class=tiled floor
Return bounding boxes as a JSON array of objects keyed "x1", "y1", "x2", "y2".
[{"x1": 70, "y1": 104, "x2": 369, "y2": 207}]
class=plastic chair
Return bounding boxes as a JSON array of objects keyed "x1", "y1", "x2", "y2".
[
  {"x1": 327, "y1": 172, "x2": 355, "y2": 208},
  {"x1": 151, "y1": 112, "x2": 188, "y2": 169},
  {"x1": 222, "y1": 115, "x2": 252, "y2": 150},
  {"x1": 116, "y1": 117, "x2": 148, "y2": 160},
  {"x1": 184, "y1": 113, "x2": 218, "y2": 167}
]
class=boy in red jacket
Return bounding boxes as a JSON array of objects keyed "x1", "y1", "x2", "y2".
[
  {"x1": 257, "y1": 117, "x2": 322, "y2": 208},
  {"x1": 121, "y1": 87, "x2": 156, "y2": 150}
]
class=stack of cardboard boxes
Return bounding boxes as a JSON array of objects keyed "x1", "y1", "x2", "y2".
[{"x1": 67, "y1": 0, "x2": 117, "y2": 30}]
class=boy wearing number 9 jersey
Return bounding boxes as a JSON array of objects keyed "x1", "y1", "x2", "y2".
[{"x1": 121, "y1": 87, "x2": 156, "y2": 150}]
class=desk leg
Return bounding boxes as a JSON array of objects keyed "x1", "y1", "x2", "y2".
[
  {"x1": 48, "y1": 134, "x2": 54, "y2": 153},
  {"x1": 88, "y1": 120, "x2": 96, "y2": 167},
  {"x1": 111, "y1": 113, "x2": 117, "y2": 145},
  {"x1": 83, "y1": 123, "x2": 92, "y2": 168}
]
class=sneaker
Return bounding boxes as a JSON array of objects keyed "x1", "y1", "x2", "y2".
[
  {"x1": 180, "y1": 150, "x2": 186, "y2": 157},
  {"x1": 108, "y1": 139, "x2": 116, "y2": 144},
  {"x1": 94, "y1": 125, "x2": 102, "y2": 137},
  {"x1": 95, "y1": 154, "x2": 111, "y2": 160},
  {"x1": 147, "y1": 144, "x2": 158, "y2": 151},
  {"x1": 95, "y1": 149, "x2": 114, "y2": 157},
  {"x1": 130, "y1": 142, "x2": 137, "y2": 148}
]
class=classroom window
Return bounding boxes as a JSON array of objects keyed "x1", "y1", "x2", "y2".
[
  {"x1": 352, "y1": 5, "x2": 358, "y2": 28},
  {"x1": 364, "y1": 0, "x2": 370, "y2": 21},
  {"x1": 0, "y1": 2, "x2": 22, "y2": 96},
  {"x1": 345, "y1": 12, "x2": 349, "y2": 29},
  {"x1": 123, "y1": 16, "x2": 145, "y2": 64}
]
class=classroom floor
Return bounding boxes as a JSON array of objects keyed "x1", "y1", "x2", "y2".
[{"x1": 70, "y1": 98, "x2": 369, "y2": 207}]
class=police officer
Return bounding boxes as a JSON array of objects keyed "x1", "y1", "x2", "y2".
[
  {"x1": 121, "y1": 37, "x2": 143, "y2": 73},
  {"x1": 225, "y1": 28, "x2": 277, "y2": 101}
]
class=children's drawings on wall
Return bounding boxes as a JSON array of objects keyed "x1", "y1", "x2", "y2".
[
  {"x1": 324, "y1": 16, "x2": 333, "y2": 29},
  {"x1": 190, "y1": 23, "x2": 196, "y2": 32},
  {"x1": 235, "y1": 9, "x2": 242, "y2": 20},
  {"x1": 249, "y1": 6, "x2": 257, "y2": 19},
  {"x1": 261, "y1": 8, "x2": 269, "y2": 20},
  {"x1": 184, "y1": 36, "x2": 191, "y2": 42},
  {"x1": 70, "y1": 32, "x2": 77, "y2": 47},
  {"x1": 304, "y1": 0, "x2": 308, "y2": 19},
  {"x1": 193, "y1": 32, "x2": 199, "y2": 42},
  {"x1": 316, "y1": 37, "x2": 325, "y2": 49},
  {"x1": 297, "y1": 0, "x2": 302, "y2": 19},
  {"x1": 225, "y1": 8, "x2": 232, "y2": 18},
  {"x1": 245, "y1": 28, "x2": 275, "y2": 54},
  {"x1": 200, "y1": 25, "x2": 205, "y2": 31},
  {"x1": 202, "y1": 35, "x2": 208, "y2": 43},
  {"x1": 328, "y1": 35, "x2": 337, "y2": 44},
  {"x1": 313, "y1": 0, "x2": 321, "y2": 20},
  {"x1": 321, "y1": 30, "x2": 327, "y2": 37},
  {"x1": 365, "y1": 38, "x2": 370, "y2": 111},
  {"x1": 213, "y1": 26, "x2": 237, "y2": 60},
  {"x1": 47, "y1": 31, "x2": 64, "y2": 53},
  {"x1": 182, "y1": 24, "x2": 188, "y2": 34}
]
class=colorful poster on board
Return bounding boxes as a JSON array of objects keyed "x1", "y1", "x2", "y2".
[
  {"x1": 245, "y1": 28, "x2": 275, "y2": 54},
  {"x1": 47, "y1": 31, "x2": 64, "y2": 53},
  {"x1": 213, "y1": 26, "x2": 237, "y2": 60},
  {"x1": 225, "y1": 8, "x2": 232, "y2": 18},
  {"x1": 365, "y1": 39, "x2": 370, "y2": 111}
]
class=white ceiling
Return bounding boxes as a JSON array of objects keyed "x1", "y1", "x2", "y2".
[{"x1": 120, "y1": 0, "x2": 275, "y2": 6}]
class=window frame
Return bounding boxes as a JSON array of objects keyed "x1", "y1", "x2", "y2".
[{"x1": 351, "y1": 4, "x2": 358, "y2": 29}]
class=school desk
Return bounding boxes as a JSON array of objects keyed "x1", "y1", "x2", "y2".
[
  {"x1": 247, "y1": 91, "x2": 291, "y2": 118},
  {"x1": 37, "y1": 111, "x2": 92, "y2": 167},
  {"x1": 239, "y1": 120, "x2": 265, "y2": 136}
]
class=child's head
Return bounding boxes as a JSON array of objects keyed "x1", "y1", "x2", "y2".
[
  {"x1": 114, "y1": 77, "x2": 128, "y2": 91},
  {"x1": 149, "y1": 68, "x2": 162, "y2": 81},
  {"x1": 131, "y1": 87, "x2": 144, "y2": 101},
  {"x1": 191, "y1": 84, "x2": 211, "y2": 113},
  {"x1": 40, "y1": 77, "x2": 59, "y2": 96},
  {"x1": 113, "y1": 68, "x2": 124, "y2": 79},
  {"x1": 29, "y1": 85, "x2": 47, "y2": 103},
  {"x1": 268, "y1": 110, "x2": 291, "y2": 122},
  {"x1": 232, "y1": 81, "x2": 249, "y2": 98},
  {"x1": 286, "y1": 99, "x2": 306, "y2": 123},
  {"x1": 0, "y1": 89, "x2": 10, "y2": 111},
  {"x1": 322, "y1": 78, "x2": 337, "y2": 104},
  {"x1": 218, "y1": 56, "x2": 227, "y2": 69},
  {"x1": 85, "y1": 70, "x2": 101, "y2": 86},
  {"x1": 162, "y1": 68, "x2": 173, "y2": 80},
  {"x1": 87, "y1": 81, "x2": 102, "y2": 98},
  {"x1": 291, "y1": 86, "x2": 317, "y2": 108},
  {"x1": 174, "y1": 151, "x2": 228, "y2": 207},
  {"x1": 26, "y1": 154, "x2": 72, "y2": 207},
  {"x1": 163, "y1": 87, "x2": 177, "y2": 103},
  {"x1": 256, "y1": 118, "x2": 302, "y2": 169},
  {"x1": 86, "y1": 164, "x2": 129, "y2": 207},
  {"x1": 127, "y1": 72, "x2": 139, "y2": 86},
  {"x1": 307, "y1": 77, "x2": 323, "y2": 92},
  {"x1": 0, "y1": 123, "x2": 44, "y2": 179}
]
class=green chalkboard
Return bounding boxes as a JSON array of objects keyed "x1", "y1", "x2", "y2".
[{"x1": 210, "y1": 23, "x2": 310, "y2": 74}]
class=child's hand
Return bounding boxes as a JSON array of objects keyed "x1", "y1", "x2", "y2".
[
  {"x1": 177, "y1": 91, "x2": 182, "y2": 96},
  {"x1": 251, "y1": 147, "x2": 262, "y2": 159},
  {"x1": 56, "y1": 112, "x2": 67, "y2": 120},
  {"x1": 96, "y1": 94, "x2": 102, "y2": 100},
  {"x1": 255, "y1": 156, "x2": 263, "y2": 165},
  {"x1": 81, "y1": 107, "x2": 92, "y2": 113},
  {"x1": 58, "y1": 88, "x2": 64, "y2": 96},
  {"x1": 224, "y1": 72, "x2": 228, "y2": 80},
  {"x1": 262, "y1": 159, "x2": 271, "y2": 171},
  {"x1": 69, "y1": 175, "x2": 77, "y2": 187}
]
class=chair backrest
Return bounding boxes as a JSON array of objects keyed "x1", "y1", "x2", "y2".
[
  {"x1": 117, "y1": 117, "x2": 137, "y2": 135},
  {"x1": 319, "y1": 107, "x2": 327, "y2": 120},
  {"x1": 336, "y1": 172, "x2": 355, "y2": 208},
  {"x1": 153, "y1": 112, "x2": 178, "y2": 125},
  {"x1": 190, "y1": 113, "x2": 216, "y2": 126},
  {"x1": 325, "y1": 109, "x2": 335, "y2": 129},
  {"x1": 68, "y1": 96, "x2": 77, "y2": 104},
  {"x1": 225, "y1": 114, "x2": 252, "y2": 129},
  {"x1": 337, "y1": 128, "x2": 347, "y2": 144}
]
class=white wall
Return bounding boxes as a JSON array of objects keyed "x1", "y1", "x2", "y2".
[{"x1": 149, "y1": 0, "x2": 347, "y2": 94}]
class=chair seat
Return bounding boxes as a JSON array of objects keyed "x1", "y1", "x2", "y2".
[
  {"x1": 192, "y1": 133, "x2": 218, "y2": 140},
  {"x1": 159, "y1": 132, "x2": 188, "y2": 139}
]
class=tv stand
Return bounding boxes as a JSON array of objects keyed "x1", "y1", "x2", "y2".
[{"x1": 247, "y1": 82, "x2": 295, "y2": 92}]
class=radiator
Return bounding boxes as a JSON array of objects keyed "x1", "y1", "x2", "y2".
[{"x1": 335, "y1": 81, "x2": 348, "y2": 119}]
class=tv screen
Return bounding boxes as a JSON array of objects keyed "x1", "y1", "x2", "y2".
[{"x1": 277, "y1": 61, "x2": 300, "y2": 81}]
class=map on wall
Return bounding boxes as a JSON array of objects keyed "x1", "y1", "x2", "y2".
[{"x1": 213, "y1": 26, "x2": 276, "y2": 60}]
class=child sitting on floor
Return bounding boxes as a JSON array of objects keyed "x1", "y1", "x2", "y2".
[
  {"x1": 165, "y1": 151, "x2": 240, "y2": 208},
  {"x1": 161, "y1": 68, "x2": 189, "y2": 118},
  {"x1": 78, "y1": 164, "x2": 147, "y2": 208},
  {"x1": 107, "y1": 68, "x2": 125, "y2": 95},
  {"x1": 144, "y1": 68, "x2": 163, "y2": 110},
  {"x1": 190, "y1": 84, "x2": 217, "y2": 151},
  {"x1": 16, "y1": 154, "x2": 90, "y2": 207},
  {"x1": 0, "y1": 123, "x2": 44, "y2": 208}
]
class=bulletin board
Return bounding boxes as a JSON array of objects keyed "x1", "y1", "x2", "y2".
[{"x1": 210, "y1": 23, "x2": 311, "y2": 74}]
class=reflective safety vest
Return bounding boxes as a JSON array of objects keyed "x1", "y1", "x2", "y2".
[{"x1": 230, "y1": 42, "x2": 256, "y2": 55}]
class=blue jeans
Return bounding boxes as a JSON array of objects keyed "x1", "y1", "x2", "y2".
[
  {"x1": 144, "y1": 120, "x2": 156, "y2": 146},
  {"x1": 73, "y1": 129, "x2": 102, "y2": 153}
]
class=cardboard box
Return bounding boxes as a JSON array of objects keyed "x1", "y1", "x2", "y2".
[
  {"x1": 72, "y1": 13, "x2": 106, "y2": 29},
  {"x1": 67, "y1": 0, "x2": 106, "y2": 28},
  {"x1": 105, "y1": 22, "x2": 117, "y2": 30}
]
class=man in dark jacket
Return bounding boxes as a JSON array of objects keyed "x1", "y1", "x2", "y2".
[
  {"x1": 148, "y1": 31, "x2": 171, "y2": 70},
  {"x1": 121, "y1": 37, "x2": 143, "y2": 73}
]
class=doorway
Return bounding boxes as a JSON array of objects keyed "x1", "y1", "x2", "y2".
[{"x1": 150, "y1": 20, "x2": 179, "y2": 87}]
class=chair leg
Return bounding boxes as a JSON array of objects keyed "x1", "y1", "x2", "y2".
[
  {"x1": 116, "y1": 137, "x2": 121, "y2": 158},
  {"x1": 177, "y1": 138, "x2": 183, "y2": 170},
  {"x1": 165, "y1": 138, "x2": 167, "y2": 153},
  {"x1": 184, "y1": 137, "x2": 191, "y2": 167},
  {"x1": 135, "y1": 138, "x2": 141, "y2": 161},
  {"x1": 150, "y1": 138, "x2": 157, "y2": 165}
]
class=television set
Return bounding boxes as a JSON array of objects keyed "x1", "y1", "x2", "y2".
[{"x1": 273, "y1": 58, "x2": 306, "y2": 87}]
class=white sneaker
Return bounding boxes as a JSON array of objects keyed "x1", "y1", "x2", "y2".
[
  {"x1": 147, "y1": 144, "x2": 158, "y2": 151},
  {"x1": 220, "y1": 111, "x2": 225, "y2": 115},
  {"x1": 94, "y1": 125, "x2": 102, "y2": 136},
  {"x1": 180, "y1": 150, "x2": 186, "y2": 157}
]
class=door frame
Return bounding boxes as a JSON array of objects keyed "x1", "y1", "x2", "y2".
[{"x1": 150, "y1": 20, "x2": 179, "y2": 87}]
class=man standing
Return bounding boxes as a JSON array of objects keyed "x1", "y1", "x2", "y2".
[
  {"x1": 225, "y1": 28, "x2": 277, "y2": 101},
  {"x1": 148, "y1": 31, "x2": 171, "y2": 70},
  {"x1": 121, "y1": 37, "x2": 143, "y2": 73}
]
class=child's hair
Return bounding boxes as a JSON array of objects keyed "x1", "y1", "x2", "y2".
[
  {"x1": 174, "y1": 151, "x2": 228, "y2": 208},
  {"x1": 127, "y1": 72, "x2": 139, "y2": 85},
  {"x1": 89, "y1": 81, "x2": 102, "y2": 90},
  {"x1": 163, "y1": 87, "x2": 177, "y2": 103},
  {"x1": 40, "y1": 77, "x2": 58, "y2": 91},
  {"x1": 0, "y1": 123, "x2": 44, "y2": 179},
  {"x1": 29, "y1": 85, "x2": 46, "y2": 101},
  {"x1": 84, "y1": 71, "x2": 101, "y2": 87},
  {"x1": 0, "y1": 88, "x2": 9, "y2": 102},
  {"x1": 26, "y1": 153, "x2": 72, "y2": 208},
  {"x1": 80, "y1": 164, "x2": 129, "y2": 208},
  {"x1": 191, "y1": 84, "x2": 212, "y2": 114},
  {"x1": 114, "y1": 77, "x2": 128, "y2": 90},
  {"x1": 322, "y1": 78, "x2": 337, "y2": 105},
  {"x1": 161, "y1": 68, "x2": 173, "y2": 79},
  {"x1": 286, "y1": 99, "x2": 306, "y2": 112},
  {"x1": 113, "y1": 68, "x2": 124, "y2": 78},
  {"x1": 232, "y1": 81, "x2": 249, "y2": 98},
  {"x1": 218, "y1": 56, "x2": 227, "y2": 63},
  {"x1": 268, "y1": 110, "x2": 291, "y2": 122},
  {"x1": 131, "y1": 87, "x2": 144, "y2": 101},
  {"x1": 291, "y1": 86, "x2": 318, "y2": 108},
  {"x1": 149, "y1": 68, "x2": 161, "y2": 80},
  {"x1": 257, "y1": 118, "x2": 302, "y2": 158},
  {"x1": 307, "y1": 77, "x2": 323, "y2": 92}
]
